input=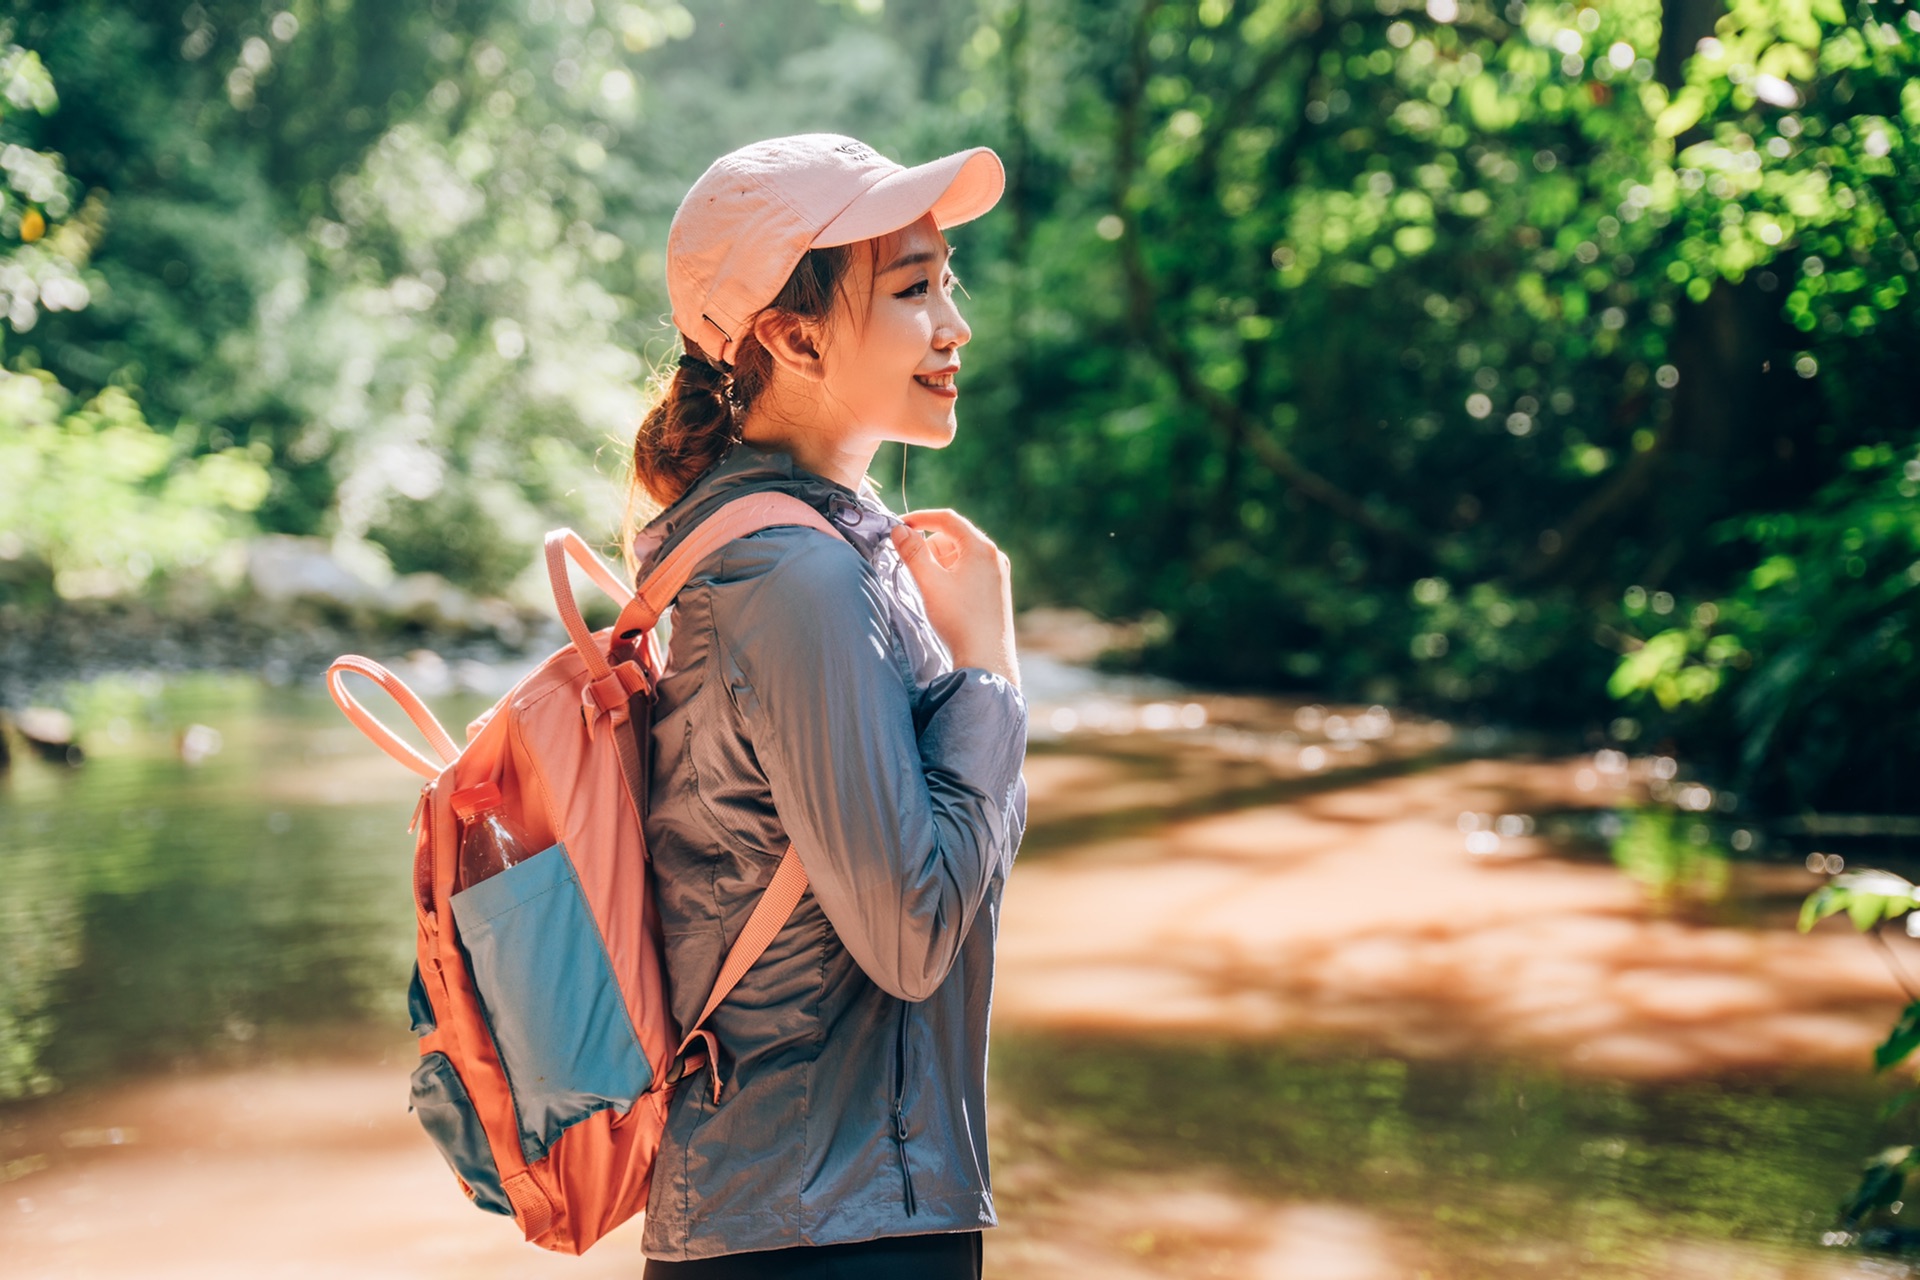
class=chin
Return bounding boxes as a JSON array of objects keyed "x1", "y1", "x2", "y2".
[{"x1": 895, "y1": 416, "x2": 958, "y2": 450}]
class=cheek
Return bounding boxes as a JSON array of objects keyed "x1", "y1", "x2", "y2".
[
  {"x1": 883, "y1": 298, "x2": 936, "y2": 349},
  {"x1": 854, "y1": 310, "x2": 929, "y2": 388}
]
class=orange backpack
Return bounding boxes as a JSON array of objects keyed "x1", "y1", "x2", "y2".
[{"x1": 326, "y1": 493, "x2": 841, "y2": 1254}]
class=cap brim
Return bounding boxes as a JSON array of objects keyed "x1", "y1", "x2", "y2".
[{"x1": 812, "y1": 146, "x2": 1004, "y2": 248}]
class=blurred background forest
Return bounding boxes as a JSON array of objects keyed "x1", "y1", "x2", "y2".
[{"x1": 1, "y1": 0, "x2": 1916, "y2": 815}]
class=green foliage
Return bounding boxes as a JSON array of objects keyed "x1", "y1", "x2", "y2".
[
  {"x1": 1614, "y1": 446, "x2": 1920, "y2": 809},
  {"x1": 1842, "y1": 1144, "x2": 1919, "y2": 1227},
  {"x1": 0, "y1": 26, "x2": 98, "y2": 332},
  {"x1": 369, "y1": 481, "x2": 544, "y2": 597},
  {"x1": 1798, "y1": 868, "x2": 1920, "y2": 1230},
  {"x1": 1799, "y1": 868, "x2": 1920, "y2": 935},
  {"x1": 0, "y1": 28, "x2": 266, "y2": 606},
  {"x1": 1874, "y1": 1005, "x2": 1920, "y2": 1074},
  {"x1": 3, "y1": 0, "x2": 1915, "y2": 809},
  {"x1": 10, "y1": 0, "x2": 976, "y2": 590},
  {"x1": 0, "y1": 368, "x2": 270, "y2": 600},
  {"x1": 1658, "y1": 0, "x2": 1918, "y2": 327},
  {"x1": 1609, "y1": 806, "x2": 1731, "y2": 903},
  {"x1": 930, "y1": 0, "x2": 1915, "y2": 761},
  {"x1": 1596, "y1": 0, "x2": 1920, "y2": 807}
]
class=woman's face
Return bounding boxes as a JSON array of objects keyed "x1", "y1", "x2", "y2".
[{"x1": 815, "y1": 213, "x2": 971, "y2": 451}]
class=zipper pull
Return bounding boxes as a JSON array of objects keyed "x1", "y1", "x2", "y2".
[{"x1": 894, "y1": 1102, "x2": 916, "y2": 1215}]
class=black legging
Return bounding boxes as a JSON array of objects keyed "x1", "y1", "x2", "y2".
[{"x1": 642, "y1": 1231, "x2": 983, "y2": 1279}]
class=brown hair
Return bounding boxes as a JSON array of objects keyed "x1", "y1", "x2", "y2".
[{"x1": 626, "y1": 243, "x2": 858, "y2": 533}]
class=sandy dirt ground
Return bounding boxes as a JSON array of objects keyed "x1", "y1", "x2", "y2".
[
  {"x1": 2, "y1": 703, "x2": 1908, "y2": 1278},
  {"x1": 1006, "y1": 749, "x2": 1907, "y2": 1080}
]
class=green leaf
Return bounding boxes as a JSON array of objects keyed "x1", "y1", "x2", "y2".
[
  {"x1": 1842, "y1": 1146, "x2": 1914, "y2": 1224},
  {"x1": 1838, "y1": 869, "x2": 1919, "y2": 898},
  {"x1": 1655, "y1": 91, "x2": 1705, "y2": 139},
  {"x1": 1849, "y1": 891, "x2": 1889, "y2": 931},
  {"x1": 1875, "y1": 1005, "x2": 1920, "y2": 1071},
  {"x1": 1609, "y1": 631, "x2": 1691, "y2": 699},
  {"x1": 1876, "y1": 1084, "x2": 1920, "y2": 1123},
  {"x1": 1799, "y1": 884, "x2": 1843, "y2": 932}
]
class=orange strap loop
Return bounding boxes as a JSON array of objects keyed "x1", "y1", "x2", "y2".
[
  {"x1": 544, "y1": 530, "x2": 633, "y2": 684},
  {"x1": 673, "y1": 844, "x2": 810, "y2": 1103},
  {"x1": 325, "y1": 656, "x2": 460, "y2": 779}
]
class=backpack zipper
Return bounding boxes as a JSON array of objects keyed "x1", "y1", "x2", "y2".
[
  {"x1": 893, "y1": 1000, "x2": 917, "y2": 1216},
  {"x1": 410, "y1": 790, "x2": 434, "y2": 916}
]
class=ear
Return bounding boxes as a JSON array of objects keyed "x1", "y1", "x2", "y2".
[{"x1": 753, "y1": 311, "x2": 828, "y2": 384}]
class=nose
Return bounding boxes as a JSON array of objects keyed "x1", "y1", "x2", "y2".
[{"x1": 933, "y1": 292, "x2": 971, "y2": 350}]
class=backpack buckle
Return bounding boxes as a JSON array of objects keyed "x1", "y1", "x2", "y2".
[{"x1": 582, "y1": 663, "x2": 649, "y2": 717}]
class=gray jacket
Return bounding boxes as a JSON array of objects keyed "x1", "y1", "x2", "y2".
[{"x1": 634, "y1": 444, "x2": 1029, "y2": 1260}]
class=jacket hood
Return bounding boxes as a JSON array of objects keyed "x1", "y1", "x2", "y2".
[{"x1": 632, "y1": 442, "x2": 900, "y2": 584}]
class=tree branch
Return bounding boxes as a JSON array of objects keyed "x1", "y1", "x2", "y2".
[
  {"x1": 1512, "y1": 411, "x2": 1673, "y2": 584},
  {"x1": 1110, "y1": 0, "x2": 1433, "y2": 561}
]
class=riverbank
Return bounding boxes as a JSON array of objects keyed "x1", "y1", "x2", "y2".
[{"x1": 1009, "y1": 746, "x2": 1903, "y2": 1079}]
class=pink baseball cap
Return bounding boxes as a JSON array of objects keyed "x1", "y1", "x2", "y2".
[{"x1": 667, "y1": 133, "x2": 1004, "y2": 367}]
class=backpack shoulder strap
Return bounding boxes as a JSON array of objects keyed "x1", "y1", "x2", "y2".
[
  {"x1": 616, "y1": 491, "x2": 841, "y2": 641},
  {"x1": 627, "y1": 490, "x2": 845, "y2": 1102}
]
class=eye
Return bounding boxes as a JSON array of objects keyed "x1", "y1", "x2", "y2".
[{"x1": 894, "y1": 279, "x2": 931, "y2": 299}]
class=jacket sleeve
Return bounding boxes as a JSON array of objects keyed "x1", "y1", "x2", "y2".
[{"x1": 716, "y1": 531, "x2": 1027, "y2": 1003}]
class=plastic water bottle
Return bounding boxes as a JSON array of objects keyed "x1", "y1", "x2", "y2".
[{"x1": 451, "y1": 780, "x2": 532, "y2": 891}]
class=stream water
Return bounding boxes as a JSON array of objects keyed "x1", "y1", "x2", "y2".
[{"x1": 0, "y1": 666, "x2": 1911, "y2": 1276}]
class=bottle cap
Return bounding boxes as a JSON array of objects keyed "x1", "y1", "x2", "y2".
[{"x1": 450, "y1": 779, "x2": 504, "y2": 820}]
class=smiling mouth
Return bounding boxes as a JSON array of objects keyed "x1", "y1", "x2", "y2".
[{"x1": 913, "y1": 371, "x2": 958, "y2": 395}]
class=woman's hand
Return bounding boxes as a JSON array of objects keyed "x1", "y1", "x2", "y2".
[{"x1": 890, "y1": 510, "x2": 1020, "y2": 689}]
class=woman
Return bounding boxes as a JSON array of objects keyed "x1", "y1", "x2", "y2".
[{"x1": 628, "y1": 134, "x2": 1028, "y2": 1278}]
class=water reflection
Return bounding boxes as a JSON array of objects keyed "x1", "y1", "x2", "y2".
[
  {"x1": 0, "y1": 674, "x2": 439, "y2": 1101},
  {"x1": 993, "y1": 1034, "x2": 1894, "y2": 1277}
]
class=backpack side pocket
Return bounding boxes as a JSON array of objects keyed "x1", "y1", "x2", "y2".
[
  {"x1": 410, "y1": 1051, "x2": 514, "y2": 1216},
  {"x1": 451, "y1": 843, "x2": 654, "y2": 1164}
]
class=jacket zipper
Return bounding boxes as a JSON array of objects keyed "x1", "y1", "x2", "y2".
[{"x1": 893, "y1": 1000, "x2": 917, "y2": 1216}]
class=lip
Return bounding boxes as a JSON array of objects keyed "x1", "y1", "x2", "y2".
[{"x1": 913, "y1": 365, "x2": 960, "y2": 399}]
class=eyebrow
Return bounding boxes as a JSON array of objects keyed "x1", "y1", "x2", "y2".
[{"x1": 878, "y1": 246, "x2": 952, "y2": 275}]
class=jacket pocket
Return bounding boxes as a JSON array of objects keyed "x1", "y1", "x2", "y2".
[
  {"x1": 451, "y1": 843, "x2": 654, "y2": 1164},
  {"x1": 410, "y1": 1051, "x2": 514, "y2": 1216}
]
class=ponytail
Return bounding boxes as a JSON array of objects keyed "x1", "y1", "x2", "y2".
[
  {"x1": 624, "y1": 242, "x2": 861, "y2": 549},
  {"x1": 630, "y1": 353, "x2": 738, "y2": 515}
]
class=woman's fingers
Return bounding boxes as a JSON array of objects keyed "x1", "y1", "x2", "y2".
[
  {"x1": 900, "y1": 509, "x2": 986, "y2": 568},
  {"x1": 900, "y1": 508, "x2": 983, "y2": 546},
  {"x1": 890, "y1": 511, "x2": 1020, "y2": 688},
  {"x1": 899, "y1": 508, "x2": 969, "y2": 533},
  {"x1": 889, "y1": 523, "x2": 931, "y2": 567},
  {"x1": 891, "y1": 525, "x2": 961, "y2": 578}
]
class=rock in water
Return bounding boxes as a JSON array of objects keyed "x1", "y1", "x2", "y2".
[{"x1": 17, "y1": 706, "x2": 83, "y2": 765}]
